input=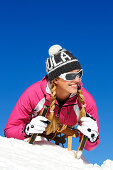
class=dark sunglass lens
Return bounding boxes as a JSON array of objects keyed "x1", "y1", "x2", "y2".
[
  {"x1": 66, "y1": 70, "x2": 83, "y2": 80},
  {"x1": 79, "y1": 70, "x2": 83, "y2": 78},
  {"x1": 76, "y1": 71, "x2": 82, "y2": 78},
  {"x1": 66, "y1": 73, "x2": 75, "y2": 80}
]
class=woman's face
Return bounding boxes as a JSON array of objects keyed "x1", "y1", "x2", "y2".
[{"x1": 54, "y1": 69, "x2": 82, "y2": 100}]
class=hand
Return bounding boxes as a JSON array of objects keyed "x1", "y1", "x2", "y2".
[
  {"x1": 25, "y1": 116, "x2": 50, "y2": 136},
  {"x1": 77, "y1": 115, "x2": 99, "y2": 143}
]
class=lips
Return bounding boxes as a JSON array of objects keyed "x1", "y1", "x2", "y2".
[{"x1": 70, "y1": 84, "x2": 77, "y2": 88}]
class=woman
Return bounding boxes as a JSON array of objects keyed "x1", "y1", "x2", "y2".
[{"x1": 4, "y1": 45, "x2": 99, "y2": 151}]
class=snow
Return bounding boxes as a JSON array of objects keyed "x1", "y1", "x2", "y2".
[{"x1": 0, "y1": 136, "x2": 113, "y2": 170}]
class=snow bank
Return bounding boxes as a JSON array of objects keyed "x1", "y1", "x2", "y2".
[{"x1": 0, "y1": 136, "x2": 113, "y2": 170}]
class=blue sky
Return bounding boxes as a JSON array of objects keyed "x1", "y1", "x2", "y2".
[{"x1": 0, "y1": 0, "x2": 113, "y2": 165}]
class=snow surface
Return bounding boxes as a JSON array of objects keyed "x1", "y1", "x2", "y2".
[{"x1": 0, "y1": 136, "x2": 113, "y2": 170}]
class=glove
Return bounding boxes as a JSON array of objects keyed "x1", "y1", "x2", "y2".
[
  {"x1": 25, "y1": 116, "x2": 50, "y2": 136},
  {"x1": 77, "y1": 115, "x2": 99, "y2": 143}
]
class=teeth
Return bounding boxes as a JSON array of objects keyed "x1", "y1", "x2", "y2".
[{"x1": 71, "y1": 85, "x2": 77, "y2": 87}]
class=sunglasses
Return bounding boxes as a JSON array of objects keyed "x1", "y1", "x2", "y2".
[{"x1": 59, "y1": 69, "x2": 83, "y2": 81}]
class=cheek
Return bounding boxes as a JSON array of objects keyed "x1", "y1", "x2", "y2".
[
  {"x1": 58, "y1": 80, "x2": 70, "y2": 86},
  {"x1": 60, "y1": 82, "x2": 70, "y2": 90}
]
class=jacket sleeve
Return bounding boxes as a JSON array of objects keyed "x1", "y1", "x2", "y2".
[
  {"x1": 4, "y1": 82, "x2": 45, "y2": 140},
  {"x1": 79, "y1": 87, "x2": 100, "y2": 151}
]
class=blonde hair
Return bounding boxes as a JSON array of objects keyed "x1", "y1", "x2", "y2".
[
  {"x1": 46, "y1": 80, "x2": 59, "y2": 135},
  {"x1": 46, "y1": 81, "x2": 86, "y2": 135},
  {"x1": 77, "y1": 87, "x2": 86, "y2": 118}
]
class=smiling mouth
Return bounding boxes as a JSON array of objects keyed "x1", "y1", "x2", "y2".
[{"x1": 70, "y1": 84, "x2": 78, "y2": 88}]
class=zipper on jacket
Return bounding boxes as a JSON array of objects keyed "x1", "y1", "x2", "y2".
[
  {"x1": 57, "y1": 99, "x2": 68, "y2": 118},
  {"x1": 56, "y1": 97, "x2": 74, "y2": 118},
  {"x1": 67, "y1": 106, "x2": 69, "y2": 115},
  {"x1": 57, "y1": 105, "x2": 62, "y2": 118}
]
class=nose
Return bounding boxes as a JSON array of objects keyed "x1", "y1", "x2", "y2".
[{"x1": 73, "y1": 76, "x2": 81, "y2": 83}]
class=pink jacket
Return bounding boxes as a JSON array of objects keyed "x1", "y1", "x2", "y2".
[{"x1": 4, "y1": 76, "x2": 99, "y2": 151}]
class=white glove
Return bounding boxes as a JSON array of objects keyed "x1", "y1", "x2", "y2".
[
  {"x1": 25, "y1": 116, "x2": 50, "y2": 136},
  {"x1": 77, "y1": 115, "x2": 99, "y2": 143}
]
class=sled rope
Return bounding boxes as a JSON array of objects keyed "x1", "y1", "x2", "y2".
[{"x1": 49, "y1": 125, "x2": 67, "y2": 141}]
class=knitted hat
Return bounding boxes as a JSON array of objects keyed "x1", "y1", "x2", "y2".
[{"x1": 46, "y1": 45, "x2": 82, "y2": 81}]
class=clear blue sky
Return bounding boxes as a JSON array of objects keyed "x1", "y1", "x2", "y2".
[{"x1": 0, "y1": 0, "x2": 113, "y2": 165}]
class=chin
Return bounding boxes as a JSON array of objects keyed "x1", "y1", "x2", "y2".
[{"x1": 70, "y1": 89, "x2": 77, "y2": 94}]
